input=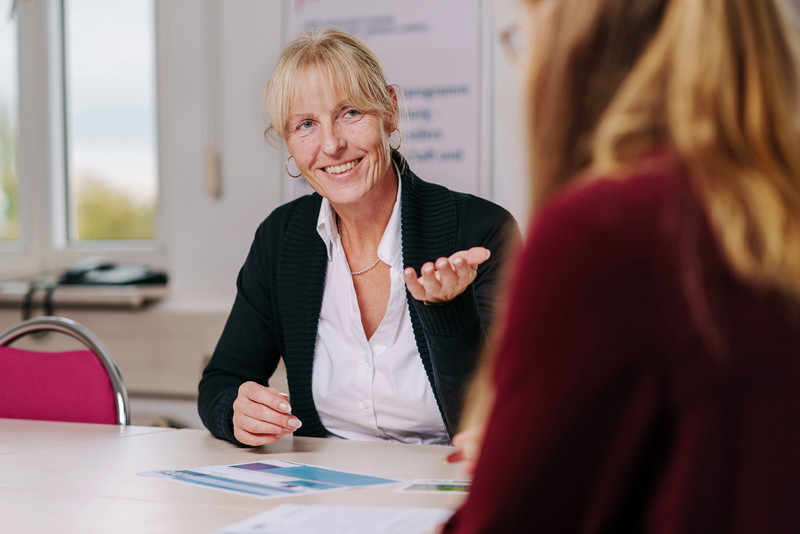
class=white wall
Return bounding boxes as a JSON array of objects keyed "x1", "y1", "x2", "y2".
[
  {"x1": 490, "y1": 0, "x2": 529, "y2": 229},
  {"x1": 157, "y1": 0, "x2": 286, "y2": 312},
  {"x1": 158, "y1": 0, "x2": 527, "y2": 313}
]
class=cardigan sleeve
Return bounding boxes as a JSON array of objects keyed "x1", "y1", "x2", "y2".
[
  {"x1": 410, "y1": 198, "x2": 521, "y2": 433},
  {"x1": 197, "y1": 219, "x2": 283, "y2": 446}
]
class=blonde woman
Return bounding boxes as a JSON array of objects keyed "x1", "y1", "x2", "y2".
[
  {"x1": 443, "y1": 0, "x2": 800, "y2": 531},
  {"x1": 199, "y1": 27, "x2": 519, "y2": 447}
]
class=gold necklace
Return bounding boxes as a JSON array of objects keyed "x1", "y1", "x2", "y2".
[
  {"x1": 337, "y1": 216, "x2": 382, "y2": 276},
  {"x1": 349, "y1": 257, "x2": 381, "y2": 276}
]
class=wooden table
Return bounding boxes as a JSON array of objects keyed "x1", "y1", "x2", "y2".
[
  {"x1": 0, "y1": 418, "x2": 175, "y2": 454},
  {"x1": 0, "y1": 419, "x2": 466, "y2": 533}
]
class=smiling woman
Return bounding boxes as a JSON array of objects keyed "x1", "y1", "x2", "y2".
[
  {"x1": 282, "y1": 65, "x2": 397, "y2": 213},
  {"x1": 198, "y1": 26, "x2": 521, "y2": 449}
]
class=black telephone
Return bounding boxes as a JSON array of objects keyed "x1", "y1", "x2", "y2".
[{"x1": 60, "y1": 257, "x2": 168, "y2": 285}]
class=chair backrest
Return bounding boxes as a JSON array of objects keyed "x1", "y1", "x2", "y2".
[{"x1": 0, "y1": 316, "x2": 130, "y2": 425}]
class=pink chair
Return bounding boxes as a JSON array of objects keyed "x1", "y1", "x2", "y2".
[{"x1": 0, "y1": 316, "x2": 130, "y2": 425}]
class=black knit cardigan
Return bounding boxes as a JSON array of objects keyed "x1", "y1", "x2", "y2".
[{"x1": 198, "y1": 153, "x2": 519, "y2": 445}]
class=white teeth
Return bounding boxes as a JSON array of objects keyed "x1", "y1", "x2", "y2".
[{"x1": 325, "y1": 159, "x2": 358, "y2": 175}]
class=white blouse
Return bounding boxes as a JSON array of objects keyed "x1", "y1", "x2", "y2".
[{"x1": 312, "y1": 175, "x2": 450, "y2": 445}]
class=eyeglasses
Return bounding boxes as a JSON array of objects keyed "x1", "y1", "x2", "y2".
[{"x1": 499, "y1": 23, "x2": 526, "y2": 66}]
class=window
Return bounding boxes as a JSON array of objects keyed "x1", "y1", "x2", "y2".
[
  {"x1": 1, "y1": 0, "x2": 161, "y2": 279},
  {"x1": 0, "y1": 0, "x2": 20, "y2": 243},
  {"x1": 63, "y1": 0, "x2": 158, "y2": 241}
]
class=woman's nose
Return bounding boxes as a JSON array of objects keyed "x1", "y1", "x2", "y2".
[{"x1": 320, "y1": 123, "x2": 345, "y2": 154}]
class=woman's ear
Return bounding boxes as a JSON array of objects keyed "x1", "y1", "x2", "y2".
[{"x1": 386, "y1": 85, "x2": 400, "y2": 133}]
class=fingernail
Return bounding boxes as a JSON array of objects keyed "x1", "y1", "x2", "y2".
[
  {"x1": 288, "y1": 418, "x2": 301, "y2": 428},
  {"x1": 279, "y1": 402, "x2": 291, "y2": 413},
  {"x1": 444, "y1": 451, "x2": 462, "y2": 464},
  {"x1": 485, "y1": 249, "x2": 491, "y2": 260}
]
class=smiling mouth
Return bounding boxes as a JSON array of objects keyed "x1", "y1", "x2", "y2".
[{"x1": 324, "y1": 158, "x2": 362, "y2": 175}]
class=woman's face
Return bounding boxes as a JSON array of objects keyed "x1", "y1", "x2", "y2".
[{"x1": 284, "y1": 66, "x2": 397, "y2": 210}]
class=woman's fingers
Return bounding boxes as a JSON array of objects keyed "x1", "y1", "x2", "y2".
[
  {"x1": 445, "y1": 449, "x2": 464, "y2": 464},
  {"x1": 453, "y1": 246, "x2": 491, "y2": 268},
  {"x1": 449, "y1": 427, "x2": 483, "y2": 475},
  {"x1": 233, "y1": 411, "x2": 288, "y2": 438},
  {"x1": 419, "y1": 260, "x2": 445, "y2": 292},
  {"x1": 233, "y1": 425, "x2": 285, "y2": 447},
  {"x1": 436, "y1": 257, "x2": 459, "y2": 287},
  {"x1": 232, "y1": 382, "x2": 302, "y2": 445},
  {"x1": 232, "y1": 403, "x2": 300, "y2": 433},
  {"x1": 448, "y1": 256, "x2": 473, "y2": 285},
  {"x1": 403, "y1": 267, "x2": 427, "y2": 300},
  {"x1": 240, "y1": 382, "x2": 293, "y2": 414},
  {"x1": 403, "y1": 248, "x2": 491, "y2": 303},
  {"x1": 404, "y1": 261, "x2": 442, "y2": 299}
]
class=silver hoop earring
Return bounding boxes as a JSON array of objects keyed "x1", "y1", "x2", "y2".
[
  {"x1": 285, "y1": 155, "x2": 302, "y2": 178},
  {"x1": 389, "y1": 129, "x2": 402, "y2": 151}
]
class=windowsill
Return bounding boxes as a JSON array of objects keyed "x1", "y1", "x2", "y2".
[{"x1": 0, "y1": 282, "x2": 169, "y2": 309}]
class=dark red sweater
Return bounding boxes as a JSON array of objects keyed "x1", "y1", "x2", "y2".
[{"x1": 444, "y1": 162, "x2": 800, "y2": 533}]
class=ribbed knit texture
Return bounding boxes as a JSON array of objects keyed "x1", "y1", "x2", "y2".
[{"x1": 277, "y1": 194, "x2": 328, "y2": 437}]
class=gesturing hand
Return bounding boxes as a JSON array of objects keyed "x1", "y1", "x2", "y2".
[
  {"x1": 403, "y1": 247, "x2": 491, "y2": 304},
  {"x1": 232, "y1": 381, "x2": 302, "y2": 446}
]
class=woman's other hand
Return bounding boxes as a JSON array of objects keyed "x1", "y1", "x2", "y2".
[
  {"x1": 231, "y1": 382, "x2": 302, "y2": 446},
  {"x1": 404, "y1": 247, "x2": 491, "y2": 304},
  {"x1": 446, "y1": 426, "x2": 484, "y2": 476}
]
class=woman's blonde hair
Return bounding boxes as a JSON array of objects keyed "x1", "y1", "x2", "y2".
[
  {"x1": 525, "y1": 0, "x2": 800, "y2": 301},
  {"x1": 263, "y1": 26, "x2": 399, "y2": 141}
]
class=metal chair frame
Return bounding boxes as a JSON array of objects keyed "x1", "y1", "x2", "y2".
[{"x1": 0, "y1": 315, "x2": 130, "y2": 425}]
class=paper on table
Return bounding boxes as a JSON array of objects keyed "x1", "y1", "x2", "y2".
[
  {"x1": 395, "y1": 479, "x2": 471, "y2": 494},
  {"x1": 140, "y1": 459, "x2": 398, "y2": 499},
  {"x1": 215, "y1": 504, "x2": 454, "y2": 534}
]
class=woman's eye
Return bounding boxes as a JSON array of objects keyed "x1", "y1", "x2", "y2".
[
  {"x1": 343, "y1": 109, "x2": 360, "y2": 118},
  {"x1": 297, "y1": 120, "x2": 314, "y2": 130}
]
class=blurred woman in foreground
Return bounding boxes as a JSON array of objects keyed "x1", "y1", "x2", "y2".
[{"x1": 443, "y1": 0, "x2": 800, "y2": 531}]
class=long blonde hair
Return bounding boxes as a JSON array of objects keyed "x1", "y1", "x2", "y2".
[{"x1": 526, "y1": 0, "x2": 800, "y2": 301}]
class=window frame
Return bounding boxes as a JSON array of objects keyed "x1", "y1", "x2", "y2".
[{"x1": 1, "y1": 0, "x2": 166, "y2": 282}]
